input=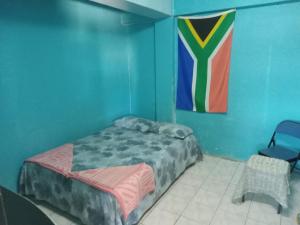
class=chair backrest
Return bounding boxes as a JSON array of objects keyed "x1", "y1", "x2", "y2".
[
  {"x1": 275, "y1": 120, "x2": 300, "y2": 139},
  {"x1": 0, "y1": 185, "x2": 55, "y2": 225},
  {"x1": 0, "y1": 188, "x2": 8, "y2": 225}
]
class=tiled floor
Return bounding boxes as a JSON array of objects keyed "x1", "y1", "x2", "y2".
[{"x1": 34, "y1": 154, "x2": 300, "y2": 225}]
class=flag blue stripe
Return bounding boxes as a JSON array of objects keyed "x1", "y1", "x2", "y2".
[{"x1": 176, "y1": 35, "x2": 194, "y2": 110}]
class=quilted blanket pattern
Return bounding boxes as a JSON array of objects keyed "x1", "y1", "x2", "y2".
[
  {"x1": 26, "y1": 144, "x2": 155, "y2": 219},
  {"x1": 20, "y1": 126, "x2": 201, "y2": 225}
]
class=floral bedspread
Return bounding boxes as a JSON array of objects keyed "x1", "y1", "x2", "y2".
[{"x1": 20, "y1": 125, "x2": 201, "y2": 225}]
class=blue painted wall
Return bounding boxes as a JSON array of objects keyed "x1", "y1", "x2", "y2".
[
  {"x1": 127, "y1": 17, "x2": 156, "y2": 120},
  {"x1": 155, "y1": 18, "x2": 175, "y2": 122},
  {"x1": 126, "y1": 0, "x2": 172, "y2": 15},
  {"x1": 3, "y1": 0, "x2": 300, "y2": 191},
  {"x1": 0, "y1": 0, "x2": 156, "y2": 190},
  {"x1": 171, "y1": 1, "x2": 300, "y2": 160},
  {"x1": 174, "y1": 0, "x2": 300, "y2": 15}
]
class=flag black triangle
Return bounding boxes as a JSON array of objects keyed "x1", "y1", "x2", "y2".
[{"x1": 189, "y1": 16, "x2": 222, "y2": 41}]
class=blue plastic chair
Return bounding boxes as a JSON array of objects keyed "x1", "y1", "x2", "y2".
[{"x1": 259, "y1": 120, "x2": 300, "y2": 172}]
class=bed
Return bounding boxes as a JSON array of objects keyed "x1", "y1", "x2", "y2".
[{"x1": 20, "y1": 117, "x2": 201, "y2": 225}]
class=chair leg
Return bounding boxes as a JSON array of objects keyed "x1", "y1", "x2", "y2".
[
  {"x1": 242, "y1": 195, "x2": 245, "y2": 203},
  {"x1": 277, "y1": 204, "x2": 282, "y2": 214},
  {"x1": 291, "y1": 161, "x2": 298, "y2": 173}
]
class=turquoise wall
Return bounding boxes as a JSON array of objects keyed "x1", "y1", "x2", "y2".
[
  {"x1": 3, "y1": 0, "x2": 300, "y2": 190},
  {"x1": 174, "y1": 0, "x2": 299, "y2": 15},
  {"x1": 126, "y1": 0, "x2": 172, "y2": 15},
  {"x1": 128, "y1": 17, "x2": 156, "y2": 120},
  {"x1": 155, "y1": 18, "x2": 175, "y2": 122},
  {"x1": 170, "y1": 1, "x2": 300, "y2": 160},
  {"x1": 0, "y1": 0, "x2": 155, "y2": 190}
]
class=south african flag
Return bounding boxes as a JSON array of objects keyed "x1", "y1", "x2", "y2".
[{"x1": 176, "y1": 9, "x2": 236, "y2": 113}]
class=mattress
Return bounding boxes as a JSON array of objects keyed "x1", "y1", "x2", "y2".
[{"x1": 20, "y1": 125, "x2": 201, "y2": 225}]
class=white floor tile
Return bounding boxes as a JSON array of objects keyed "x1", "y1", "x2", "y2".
[
  {"x1": 231, "y1": 163, "x2": 246, "y2": 184},
  {"x1": 251, "y1": 194, "x2": 280, "y2": 213},
  {"x1": 224, "y1": 182, "x2": 237, "y2": 197},
  {"x1": 200, "y1": 155, "x2": 220, "y2": 169},
  {"x1": 218, "y1": 195, "x2": 251, "y2": 217},
  {"x1": 196, "y1": 165, "x2": 218, "y2": 176},
  {"x1": 290, "y1": 172, "x2": 300, "y2": 199},
  {"x1": 217, "y1": 159, "x2": 240, "y2": 172},
  {"x1": 281, "y1": 216, "x2": 298, "y2": 225},
  {"x1": 175, "y1": 216, "x2": 199, "y2": 225},
  {"x1": 290, "y1": 172, "x2": 300, "y2": 183},
  {"x1": 210, "y1": 169, "x2": 234, "y2": 184},
  {"x1": 211, "y1": 209, "x2": 247, "y2": 225},
  {"x1": 245, "y1": 218, "x2": 271, "y2": 225},
  {"x1": 201, "y1": 178, "x2": 229, "y2": 196},
  {"x1": 192, "y1": 189, "x2": 222, "y2": 210},
  {"x1": 139, "y1": 207, "x2": 154, "y2": 223},
  {"x1": 182, "y1": 201, "x2": 215, "y2": 225},
  {"x1": 176, "y1": 171, "x2": 206, "y2": 188},
  {"x1": 156, "y1": 194, "x2": 190, "y2": 215},
  {"x1": 184, "y1": 163, "x2": 211, "y2": 177},
  {"x1": 203, "y1": 154, "x2": 221, "y2": 164},
  {"x1": 168, "y1": 182, "x2": 198, "y2": 200},
  {"x1": 143, "y1": 208, "x2": 179, "y2": 225},
  {"x1": 248, "y1": 199, "x2": 281, "y2": 225},
  {"x1": 281, "y1": 199, "x2": 300, "y2": 220},
  {"x1": 290, "y1": 185, "x2": 300, "y2": 201}
]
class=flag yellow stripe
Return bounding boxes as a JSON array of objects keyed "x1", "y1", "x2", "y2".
[
  {"x1": 184, "y1": 14, "x2": 226, "y2": 49},
  {"x1": 184, "y1": 19, "x2": 205, "y2": 48}
]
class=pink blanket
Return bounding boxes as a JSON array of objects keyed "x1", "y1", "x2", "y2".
[{"x1": 27, "y1": 144, "x2": 155, "y2": 219}]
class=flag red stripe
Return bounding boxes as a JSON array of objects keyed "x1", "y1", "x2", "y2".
[{"x1": 209, "y1": 30, "x2": 233, "y2": 112}]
